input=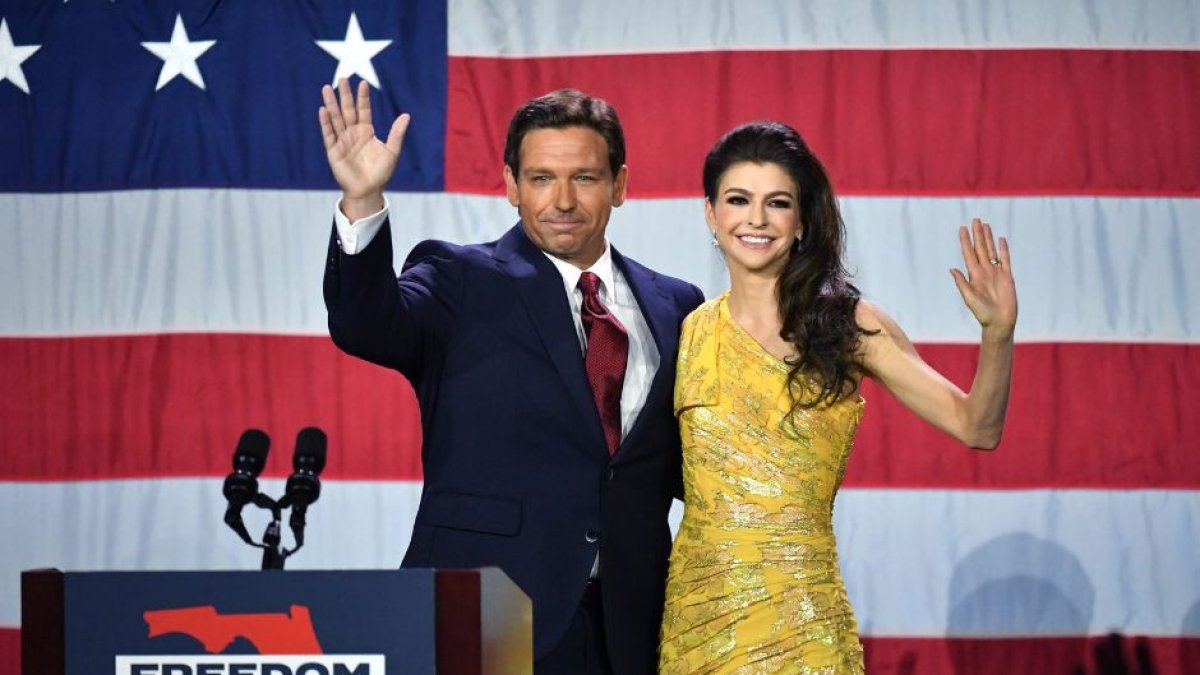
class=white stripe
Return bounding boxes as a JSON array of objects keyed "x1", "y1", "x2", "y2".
[
  {"x1": 2, "y1": 191, "x2": 1198, "y2": 343},
  {"x1": 448, "y1": 0, "x2": 1200, "y2": 56},
  {"x1": 0, "y1": 478, "x2": 422, "y2": 627},
  {"x1": 832, "y1": 488, "x2": 1200, "y2": 637},
  {"x1": 3, "y1": 481, "x2": 1197, "y2": 636}
]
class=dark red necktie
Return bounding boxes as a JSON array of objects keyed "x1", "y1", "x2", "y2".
[{"x1": 578, "y1": 271, "x2": 628, "y2": 456}]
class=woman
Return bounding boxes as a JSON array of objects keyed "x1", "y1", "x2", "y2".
[{"x1": 659, "y1": 122, "x2": 1017, "y2": 673}]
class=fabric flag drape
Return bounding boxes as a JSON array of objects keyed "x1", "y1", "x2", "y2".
[{"x1": 1, "y1": 1, "x2": 1197, "y2": 672}]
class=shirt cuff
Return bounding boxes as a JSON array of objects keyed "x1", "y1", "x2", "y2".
[{"x1": 333, "y1": 197, "x2": 390, "y2": 255}]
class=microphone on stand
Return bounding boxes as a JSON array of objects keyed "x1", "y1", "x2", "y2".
[
  {"x1": 281, "y1": 427, "x2": 327, "y2": 554},
  {"x1": 221, "y1": 429, "x2": 270, "y2": 546}
]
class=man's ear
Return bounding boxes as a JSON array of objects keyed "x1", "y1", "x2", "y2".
[
  {"x1": 611, "y1": 165, "x2": 629, "y2": 207},
  {"x1": 503, "y1": 165, "x2": 520, "y2": 207}
]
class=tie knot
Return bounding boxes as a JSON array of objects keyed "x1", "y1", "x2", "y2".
[{"x1": 578, "y1": 271, "x2": 602, "y2": 297}]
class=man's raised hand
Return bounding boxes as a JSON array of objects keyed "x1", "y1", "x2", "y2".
[{"x1": 318, "y1": 78, "x2": 410, "y2": 220}]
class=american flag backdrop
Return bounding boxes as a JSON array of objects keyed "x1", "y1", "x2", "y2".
[{"x1": 2, "y1": 0, "x2": 1198, "y2": 672}]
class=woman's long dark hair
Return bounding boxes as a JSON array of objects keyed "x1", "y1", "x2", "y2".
[{"x1": 703, "y1": 121, "x2": 872, "y2": 409}]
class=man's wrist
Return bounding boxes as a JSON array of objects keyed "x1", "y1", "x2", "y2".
[{"x1": 340, "y1": 193, "x2": 385, "y2": 223}]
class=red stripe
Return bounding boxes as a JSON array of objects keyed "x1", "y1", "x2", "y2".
[
  {"x1": 0, "y1": 335, "x2": 422, "y2": 481},
  {"x1": 0, "y1": 629, "x2": 15, "y2": 675},
  {"x1": 446, "y1": 50, "x2": 1200, "y2": 197},
  {"x1": 2, "y1": 628, "x2": 1195, "y2": 674},
  {"x1": 862, "y1": 635, "x2": 1200, "y2": 675},
  {"x1": 2, "y1": 338, "x2": 1197, "y2": 487},
  {"x1": 847, "y1": 342, "x2": 1200, "y2": 489}
]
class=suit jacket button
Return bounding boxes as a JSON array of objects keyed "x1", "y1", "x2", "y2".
[
  {"x1": 585, "y1": 530, "x2": 600, "y2": 543},
  {"x1": 606, "y1": 468, "x2": 615, "y2": 481}
]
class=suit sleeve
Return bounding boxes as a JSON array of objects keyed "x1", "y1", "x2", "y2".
[{"x1": 323, "y1": 218, "x2": 463, "y2": 386}]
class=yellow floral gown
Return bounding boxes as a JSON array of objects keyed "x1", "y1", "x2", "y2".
[{"x1": 659, "y1": 294, "x2": 865, "y2": 674}]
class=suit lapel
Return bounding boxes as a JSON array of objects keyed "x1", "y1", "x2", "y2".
[
  {"x1": 612, "y1": 247, "x2": 680, "y2": 462},
  {"x1": 494, "y1": 225, "x2": 608, "y2": 455}
]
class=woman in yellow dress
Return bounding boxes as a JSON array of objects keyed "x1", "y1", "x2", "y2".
[{"x1": 659, "y1": 122, "x2": 1018, "y2": 674}]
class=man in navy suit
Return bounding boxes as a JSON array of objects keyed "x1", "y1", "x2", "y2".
[{"x1": 319, "y1": 79, "x2": 703, "y2": 674}]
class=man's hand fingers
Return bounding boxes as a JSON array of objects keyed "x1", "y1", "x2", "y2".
[
  {"x1": 356, "y1": 80, "x2": 372, "y2": 127},
  {"x1": 385, "y1": 113, "x2": 411, "y2": 156},
  {"x1": 337, "y1": 77, "x2": 356, "y2": 127},
  {"x1": 318, "y1": 107, "x2": 337, "y2": 152},
  {"x1": 321, "y1": 84, "x2": 346, "y2": 136}
]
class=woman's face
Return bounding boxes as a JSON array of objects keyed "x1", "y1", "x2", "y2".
[{"x1": 706, "y1": 161, "x2": 802, "y2": 278}]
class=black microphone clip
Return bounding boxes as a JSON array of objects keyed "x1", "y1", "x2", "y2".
[
  {"x1": 282, "y1": 427, "x2": 327, "y2": 551},
  {"x1": 222, "y1": 429, "x2": 270, "y2": 546}
]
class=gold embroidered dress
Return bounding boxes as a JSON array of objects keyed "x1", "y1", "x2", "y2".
[{"x1": 659, "y1": 294, "x2": 865, "y2": 674}]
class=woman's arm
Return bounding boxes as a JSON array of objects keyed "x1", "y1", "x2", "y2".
[{"x1": 856, "y1": 218, "x2": 1017, "y2": 449}]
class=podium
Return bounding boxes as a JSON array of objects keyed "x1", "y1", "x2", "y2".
[{"x1": 21, "y1": 568, "x2": 531, "y2": 675}]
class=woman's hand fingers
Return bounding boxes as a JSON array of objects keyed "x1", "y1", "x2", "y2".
[
  {"x1": 952, "y1": 220, "x2": 1018, "y2": 332},
  {"x1": 983, "y1": 221, "x2": 1000, "y2": 266},
  {"x1": 958, "y1": 225, "x2": 978, "y2": 275},
  {"x1": 971, "y1": 218, "x2": 990, "y2": 268},
  {"x1": 950, "y1": 267, "x2": 975, "y2": 304}
]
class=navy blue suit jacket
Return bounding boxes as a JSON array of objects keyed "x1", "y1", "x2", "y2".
[{"x1": 324, "y1": 221, "x2": 703, "y2": 672}]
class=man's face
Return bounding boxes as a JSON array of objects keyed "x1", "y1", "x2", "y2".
[{"x1": 504, "y1": 126, "x2": 628, "y2": 270}]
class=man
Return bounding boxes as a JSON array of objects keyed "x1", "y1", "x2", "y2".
[{"x1": 319, "y1": 79, "x2": 703, "y2": 674}]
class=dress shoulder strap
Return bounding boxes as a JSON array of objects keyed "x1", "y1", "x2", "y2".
[{"x1": 673, "y1": 295, "x2": 726, "y2": 415}]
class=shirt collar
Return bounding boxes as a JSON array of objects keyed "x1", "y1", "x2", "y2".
[{"x1": 543, "y1": 241, "x2": 618, "y2": 300}]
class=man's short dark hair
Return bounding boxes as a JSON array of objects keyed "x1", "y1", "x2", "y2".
[{"x1": 503, "y1": 89, "x2": 626, "y2": 178}]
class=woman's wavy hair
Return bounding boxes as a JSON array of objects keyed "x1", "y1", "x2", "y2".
[{"x1": 703, "y1": 121, "x2": 872, "y2": 409}]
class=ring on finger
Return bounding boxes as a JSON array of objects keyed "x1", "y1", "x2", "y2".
[{"x1": 989, "y1": 257, "x2": 1001, "y2": 266}]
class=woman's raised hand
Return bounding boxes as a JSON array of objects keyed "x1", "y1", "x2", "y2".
[{"x1": 950, "y1": 218, "x2": 1018, "y2": 337}]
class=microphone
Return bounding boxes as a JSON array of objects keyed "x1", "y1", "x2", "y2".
[
  {"x1": 222, "y1": 429, "x2": 270, "y2": 544},
  {"x1": 283, "y1": 427, "x2": 326, "y2": 549}
]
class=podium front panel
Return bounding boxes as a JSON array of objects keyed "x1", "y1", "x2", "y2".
[{"x1": 59, "y1": 570, "x2": 436, "y2": 674}]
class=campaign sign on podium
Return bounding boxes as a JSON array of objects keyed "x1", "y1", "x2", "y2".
[{"x1": 22, "y1": 568, "x2": 532, "y2": 675}]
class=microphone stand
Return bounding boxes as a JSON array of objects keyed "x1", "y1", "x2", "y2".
[
  {"x1": 234, "y1": 483, "x2": 311, "y2": 570},
  {"x1": 261, "y1": 517, "x2": 285, "y2": 570},
  {"x1": 254, "y1": 493, "x2": 286, "y2": 570}
]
